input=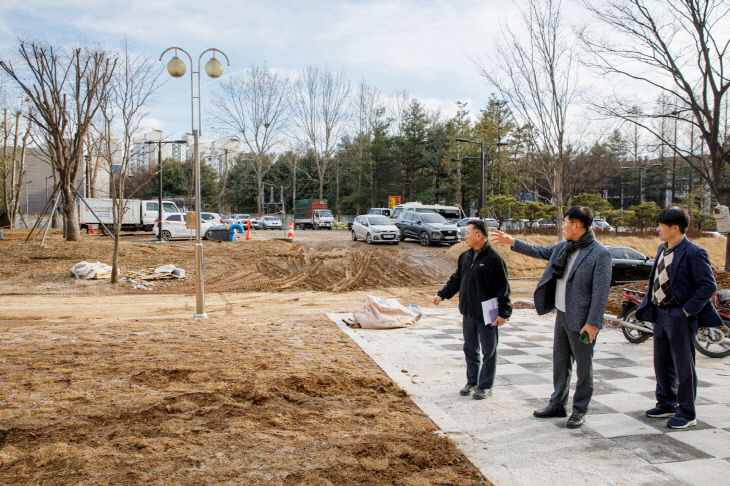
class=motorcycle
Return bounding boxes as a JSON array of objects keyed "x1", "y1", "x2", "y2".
[{"x1": 618, "y1": 288, "x2": 730, "y2": 358}]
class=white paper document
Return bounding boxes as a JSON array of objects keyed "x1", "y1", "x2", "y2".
[{"x1": 481, "y1": 298, "x2": 499, "y2": 326}]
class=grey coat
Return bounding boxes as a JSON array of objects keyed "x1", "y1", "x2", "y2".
[{"x1": 512, "y1": 239, "x2": 612, "y2": 332}]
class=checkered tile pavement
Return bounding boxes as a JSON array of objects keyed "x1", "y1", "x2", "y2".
[{"x1": 330, "y1": 307, "x2": 730, "y2": 486}]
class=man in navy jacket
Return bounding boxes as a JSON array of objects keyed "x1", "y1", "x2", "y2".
[
  {"x1": 636, "y1": 207, "x2": 722, "y2": 429},
  {"x1": 434, "y1": 219, "x2": 512, "y2": 400}
]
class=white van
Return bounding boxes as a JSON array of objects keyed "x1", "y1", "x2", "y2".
[{"x1": 389, "y1": 202, "x2": 461, "y2": 223}]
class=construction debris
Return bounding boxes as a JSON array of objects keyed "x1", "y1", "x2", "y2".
[
  {"x1": 121, "y1": 276, "x2": 153, "y2": 291},
  {"x1": 126, "y1": 265, "x2": 185, "y2": 281},
  {"x1": 69, "y1": 261, "x2": 185, "y2": 282}
]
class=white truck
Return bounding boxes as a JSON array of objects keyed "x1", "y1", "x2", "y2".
[
  {"x1": 294, "y1": 199, "x2": 335, "y2": 230},
  {"x1": 78, "y1": 198, "x2": 181, "y2": 233}
]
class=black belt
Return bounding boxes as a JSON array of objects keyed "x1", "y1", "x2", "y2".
[{"x1": 654, "y1": 302, "x2": 680, "y2": 309}]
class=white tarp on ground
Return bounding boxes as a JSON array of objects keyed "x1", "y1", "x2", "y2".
[
  {"x1": 352, "y1": 295, "x2": 421, "y2": 329},
  {"x1": 69, "y1": 261, "x2": 112, "y2": 279}
]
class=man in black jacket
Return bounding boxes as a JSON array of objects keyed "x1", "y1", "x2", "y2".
[{"x1": 433, "y1": 219, "x2": 512, "y2": 400}]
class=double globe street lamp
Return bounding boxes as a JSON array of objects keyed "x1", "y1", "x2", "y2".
[{"x1": 160, "y1": 47, "x2": 230, "y2": 319}]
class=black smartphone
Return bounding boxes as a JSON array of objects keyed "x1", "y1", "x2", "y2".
[{"x1": 579, "y1": 331, "x2": 591, "y2": 344}]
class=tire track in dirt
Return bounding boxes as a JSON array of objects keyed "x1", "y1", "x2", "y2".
[{"x1": 205, "y1": 245, "x2": 437, "y2": 293}]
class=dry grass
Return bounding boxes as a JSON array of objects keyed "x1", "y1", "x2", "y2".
[{"x1": 447, "y1": 233, "x2": 727, "y2": 277}]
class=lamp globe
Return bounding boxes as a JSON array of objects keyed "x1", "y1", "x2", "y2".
[{"x1": 167, "y1": 56, "x2": 186, "y2": 78}]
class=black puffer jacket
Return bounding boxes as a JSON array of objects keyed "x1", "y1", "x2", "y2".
[{"x1": 437, "y1": 243, "x2": 512, "y2": 323}]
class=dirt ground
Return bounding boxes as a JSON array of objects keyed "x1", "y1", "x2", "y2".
[
  {"x1": 0, "y1": 228, "x2": 726, "y2": 484},
  {"x1": 0, "y1": 229, "x2": 490, "y2": 485}
]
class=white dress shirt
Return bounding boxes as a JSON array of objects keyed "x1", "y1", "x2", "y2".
[{"x1": 555, "y1": 249, "x2": 581, "y2": 313}]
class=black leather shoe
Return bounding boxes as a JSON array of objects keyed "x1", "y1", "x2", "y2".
[
  {"x1": 533, "y1": 405, "x2": 567, "y2": 418},
  {"x1": 566, "y1": 411, "x2": 586, "y2": 428}
]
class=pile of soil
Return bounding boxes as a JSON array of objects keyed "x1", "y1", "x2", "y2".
[
  {"x1": 206, "y1": 245, "x2": 436, "y2": 293},
  {"x1": 0, "y1": 230, "x2": 442, "y2": 295}
]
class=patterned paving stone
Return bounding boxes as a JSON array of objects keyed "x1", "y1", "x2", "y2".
[{"x1": 329, "y1": 307, "x2": 730, "y2": 486}]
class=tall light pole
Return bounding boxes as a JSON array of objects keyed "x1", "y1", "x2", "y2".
[
  {"x1": 160, "y1": 47, "x2": 230, "y2": 319},
  {"x1": 621, "y1": 163, "x2": 662, "y2": 203},
  {"x1": 455, "y1": 137, "x2": 507, "y2": 214},
  {"x1": 144, "y1": 138, "x2": 186, "y2": 242},
  {"x1": 455, "y1": 138, "x2": 485, "y2": 212}
]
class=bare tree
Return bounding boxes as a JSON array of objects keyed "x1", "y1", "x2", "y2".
[
  {"x1": 96, "y1": 44, "x2": 160, "y2": 283},
  {"x1": 388, "y1": 89, "x2": 410, "y2": 137},
  {"x1": 213, "y1": 65, "x2": 288, "y2": 214},
  {"x1": 210, "y1": 141, "x2": 239, "y2": 212},
  {"x1": 279, "y1": 147, "x2": 304, "y2": 218},
  {"x1": 0, "y1": 41, "x2": 116, "y2": 241},
  {"x1": 291, "y1": 65, "x2": 351, "y2": 199},
  {"x1": 1, "y1": 105, "x2": 33, "y2": 228},
  {"x1": 480, "y1": 0, "x2": 578, "y2": 237},
  {"x1": 580, "y1": 0, "x2": 730, "y2": 264}
]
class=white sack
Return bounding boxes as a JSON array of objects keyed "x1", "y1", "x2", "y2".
[
  {"x1": 352, "y1": 295, "x2": 417, "y2": 329},
  {"x1": 69, "y1": 261, "x2": 112, "y2": 279}
]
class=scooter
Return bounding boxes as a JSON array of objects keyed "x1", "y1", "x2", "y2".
[{"x1": 618, "y1": 288, "x2": 730, "y2": 358}]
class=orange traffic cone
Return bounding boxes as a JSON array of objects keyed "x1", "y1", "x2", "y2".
[
  {"x1": 245, "y1": 219, "x2": 253, "y2": 240},
  {"x1": 286, "y1": 221, "x2": 294, "y2": 241}
]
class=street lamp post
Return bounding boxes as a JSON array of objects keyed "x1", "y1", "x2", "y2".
[
  {"x1": 455, "y1": 137, "x2": 507, "y2": 213},
  {"x1": 144, "y1": 139, "x2": 186, "y2": 242},
  {"x1": 160, "y1": 47, "x2": 230, "y2": 319},
  {"x1": 621, "y1": 163, "x2": 662, "y2": 203}
]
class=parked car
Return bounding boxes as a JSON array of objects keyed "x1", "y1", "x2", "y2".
[
  {"x1": 153, "y1": 212, "x2": 216, "y2": 241},
  {"x1": 501, "y1": 218, "x2": 528, "y2": 232},
  {"x1": 367, "y1": 208, "x2": 391, "y2": 217},
  {"x1": 592, "y1": 218, "x2": 613, "y2": 232},
  {"x1": 396, "y1": 211, "x2": 459, "y2": 246},
  {"x1": 532, "y1": 218, "x2": 557, "y2": 229},
  {"x1": 222, "y1": 213, "x2": 252, "y2": 225},
  {"x1": 257, "y1": 215, "x2": 283, "y2": 230},
  {"x1": 390, "y1": 202, "x2": 460, "y2": 223},
  {"x1": 351, "y1": 214, "x2": 400, "y2": 244},
  {"x1": 606, "y1": 245, "x2": 654, "y2": 285},
  {"x1": 455, "y1": 217, "x2": 498, "y2": 238},
  {"x1": 200, "y1": 212, "x2": 224, "y2": 225}
]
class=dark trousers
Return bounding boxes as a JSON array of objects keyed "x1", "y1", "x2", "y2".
[
  {"x1": 462, "y1": 315, "x2": 499, "y2": 389},
  {"x1": 549, "y1": 311, "x2": 596, "y2": 414},
  {"x1": 653, "y1": 307, "x2": 697, "y2": 420}
]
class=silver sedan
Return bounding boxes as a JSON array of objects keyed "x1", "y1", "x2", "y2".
[{"x1": 351, "y1": 214, "x2": 400, "y2": 244}]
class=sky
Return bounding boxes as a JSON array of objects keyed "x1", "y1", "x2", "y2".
[{"x1": 0, "y1": 0, "x2": 521, "y2": 143}]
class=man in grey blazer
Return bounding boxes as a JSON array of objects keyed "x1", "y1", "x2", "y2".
[{"x1": 491, "y1": 206, "x2": 612, "y2": 428}]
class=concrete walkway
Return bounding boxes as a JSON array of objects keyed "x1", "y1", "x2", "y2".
[{"x1": 328, "y1": 308, "x2": 730, "y2": 486}]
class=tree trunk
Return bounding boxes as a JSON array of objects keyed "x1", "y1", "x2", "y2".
[
  {"x1": 719, "y1": 189, "x2": 730, "y2": 271},
  {"x1": 111, "y1": 228, "x2": 121, "y2": 283},
  {"x1": 257, "y1": 179, "x2": 263, "y2": 215},
  {"x1": 61, "y1": 184, "x2": 81, "y2": 241}
]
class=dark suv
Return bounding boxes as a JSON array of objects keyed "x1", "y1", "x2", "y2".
[{"x1": 396, "y1": 211, "x2": 459, "y2": 246}]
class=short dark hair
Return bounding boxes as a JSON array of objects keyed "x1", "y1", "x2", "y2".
[
  {"x1": 467, "y1": 219, "x2": 488, "y2": 236},
  {"x1": 657, "y1": 206, "x2": 689, "y2": 233},
  {"x1": 565, "y1": 206, "x2": 593, "y2": 230}
]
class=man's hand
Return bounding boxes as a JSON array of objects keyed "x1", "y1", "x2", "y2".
[
  {"x1": 493, "y1": 316, "x2": 507, "y2": 327},
  {"x1": 489, "y1": 229, "x2": 514, "y2": 246},
  {"x1": 579, "y1": 323, "x2": 599, "y2": 343},
  {"x1": 433, "y1": 296, "x2": 443, "y2": 306}
]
